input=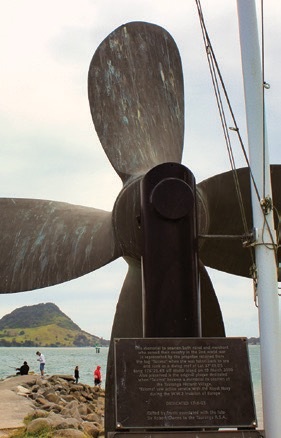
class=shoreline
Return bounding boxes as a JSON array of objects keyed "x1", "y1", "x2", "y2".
[{"x1": 0, "y1": 374, "x2": 105, "y2": 437}]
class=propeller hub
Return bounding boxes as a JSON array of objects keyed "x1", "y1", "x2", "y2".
[{"x1": 112, "y1": 177, "x2": 142, "y2": 260}]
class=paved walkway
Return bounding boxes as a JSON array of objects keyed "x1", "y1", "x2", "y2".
[{"x1": 0, "y1": 375, "x2": 37, "y2": 436}]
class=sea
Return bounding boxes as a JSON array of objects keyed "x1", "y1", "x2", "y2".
[{"x1": 0, "y1": 344, "x2": 263, "y2": 429}]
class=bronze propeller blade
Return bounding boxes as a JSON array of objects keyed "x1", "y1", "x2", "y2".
[
  {"x1": 0, "y1": 199, "x2": 120, "y2": 292},
  {"x1": 88, "y1": 21, "x2": 184, "y2": 183},
  {"x1": 197, "y1": 165, "x2": 281, "y2": 278}
]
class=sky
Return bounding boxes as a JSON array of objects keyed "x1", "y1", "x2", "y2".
[{"x1": 0, "y1": 0, "x2": 280, "y2": 340}]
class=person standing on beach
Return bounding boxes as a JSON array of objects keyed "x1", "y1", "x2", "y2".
[
  {"x1": 36, "y1": 351, "x2": 46, "y2": 377},
  {"x1": 74, "y1": 365, "x2": 79, "y2": 384},
  {"x1": 93, "y1": 365, "x2": 102, "y2": 387}
]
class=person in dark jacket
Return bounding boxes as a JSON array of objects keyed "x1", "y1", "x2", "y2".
[
  {"x1": 74, "y1": 365, "x2": 79, "y2": 384},
  {"x1": 16, "y1": 361, "x2": 29, "y2": 375}
]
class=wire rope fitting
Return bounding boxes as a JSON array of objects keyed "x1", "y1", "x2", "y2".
[
  {"x1": 260, "y1": 196, "x2": 273, "y2": 215},
  {"x1": 242, "y1": 228, "x2": 257, "y2": 247}
]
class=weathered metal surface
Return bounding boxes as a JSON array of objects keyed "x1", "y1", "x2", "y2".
[
  {"x1": 141, "y1": 163, "x2": 200, "y2": 337},
  {"x1": 88, "y1": 21, "x2": 184, "y2": 183},
  {"x1": 114, "y1": 338, "x2": 256, "y2": 430},
  {"x1": 105, "y1": 257, "x2": 143, "y2": 436},
  {"x1": 199, "y1": 261, "x2": 225, "y2": 336},
  {"x1": 0, "y1": 198, "x2": 119, "y2": 292},
  {"x1": 112, "y1": 176, "x2": 142, "y2": 260},
  {"x1": 197, "y1": 164, "x2": 281, "y2": 278}
]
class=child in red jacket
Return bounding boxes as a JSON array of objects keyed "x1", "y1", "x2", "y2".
[{"x1": 93, "y1": 365, "x2": 102, "y2": 386}]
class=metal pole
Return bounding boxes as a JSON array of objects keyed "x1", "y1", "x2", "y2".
[{"x1": 237, "y1": 1, "x2": 281, "y2": 436}]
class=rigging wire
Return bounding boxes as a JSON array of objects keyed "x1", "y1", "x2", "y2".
[
  {"x1": 195, "y1": 0, "x2": 279, "y2": 296},
  {"x1": 195, "y1": 0, "x2": 255, "y2": 264},
  {"x1": 195, "y1": 1, "x2": 255, "y2": 190}
]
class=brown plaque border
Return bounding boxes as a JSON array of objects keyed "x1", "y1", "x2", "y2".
[{"x1": 108, "y1": 431, "x2": 264, "y2": 438}]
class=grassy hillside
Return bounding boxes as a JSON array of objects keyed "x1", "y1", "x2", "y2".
[
  {"x1": 0, "y1": 303, "x2": 109, "y2": 347},
  {"x1": 0, "y1": 302, "x2": 80, "y2": 331}
]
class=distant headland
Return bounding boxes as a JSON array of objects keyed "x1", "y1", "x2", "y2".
[{"x1": 0, "y1": 302, "x2": 109, "y2": 347}]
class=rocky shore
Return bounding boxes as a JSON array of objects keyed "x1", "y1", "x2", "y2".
[{"x1": 0, "y1": 374, "x2": 105, "y2": 437}]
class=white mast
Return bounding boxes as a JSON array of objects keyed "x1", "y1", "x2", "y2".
[{"x1": 237, "y1": 1, "x2": 281, "y2": 437}]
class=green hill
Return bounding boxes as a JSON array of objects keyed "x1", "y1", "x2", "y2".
[{"x1": 0, "y1": 303, "x2": 109, "y2": 347}]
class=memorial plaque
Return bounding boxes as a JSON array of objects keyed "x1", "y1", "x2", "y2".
[{"x1": 114, "y1": 338, "x2": 256, "y2": 429}]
